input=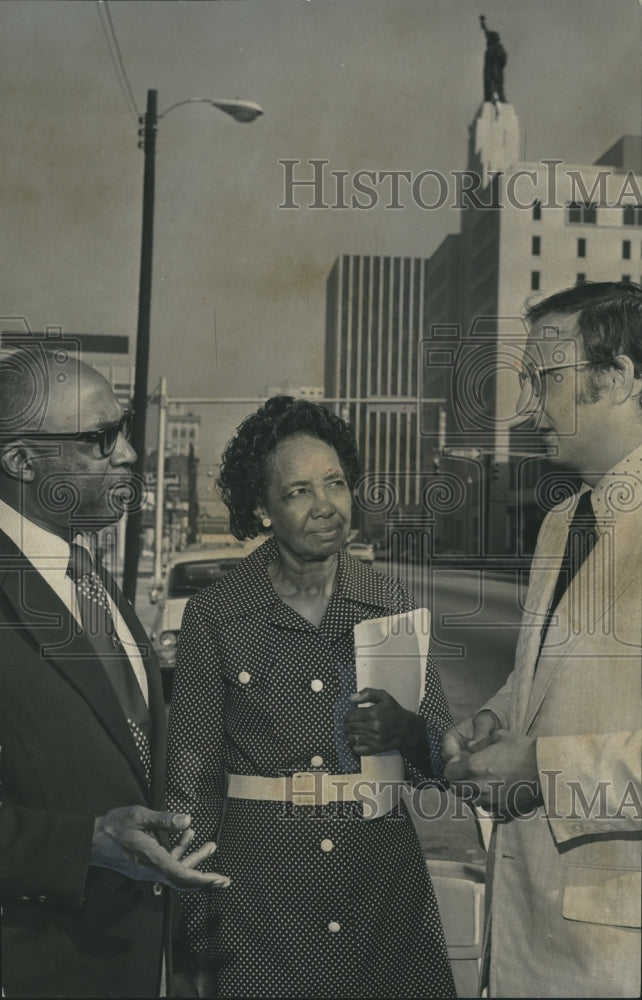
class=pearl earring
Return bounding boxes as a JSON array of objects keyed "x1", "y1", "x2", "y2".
[{"x1": 261, "y1": 517, "x2": 272, "y2": 529}]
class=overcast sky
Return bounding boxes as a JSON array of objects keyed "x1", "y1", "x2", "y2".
[{"x1": 1, "y1": 0, "x2": 640, "y2": 477}]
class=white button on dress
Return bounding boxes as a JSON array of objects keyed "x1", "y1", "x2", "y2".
[
  {"x1": 328, "y1": 921, "x2": 341, "y2": 933},
  {"x1": 310, "y1": 678, "x2": 324, "y2": 692},
  {"x1": 310, "y1": 755, "x2": 323, "y2": 767},
  {"x1": 238, "y1": 671, "x2": 251, "y2": 685},
  {"x1": 320, "y1": 838, "x2": 334, "y2": 852}
]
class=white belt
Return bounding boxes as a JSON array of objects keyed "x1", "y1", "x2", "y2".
[{"x1": 227, "y1": 771, "x2": 382, "y2": 808}]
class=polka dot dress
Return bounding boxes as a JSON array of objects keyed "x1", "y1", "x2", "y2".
[{"x1": 167, "y1": 539, "x2": 456, "y2": 999}]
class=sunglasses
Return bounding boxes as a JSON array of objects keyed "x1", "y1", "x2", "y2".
[
  {"x1": 14, "y1": 410, "x2": 135, "y2": 458},
  {"x1": 517, "y1": 361, "x2": 593, "y2": 398}
]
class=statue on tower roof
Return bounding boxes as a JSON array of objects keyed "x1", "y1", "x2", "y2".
[{"x1": 480, "y1": 14, "x2": 507, "y2": 104}]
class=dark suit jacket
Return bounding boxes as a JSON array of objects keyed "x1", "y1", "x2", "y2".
[{"x1": 0, "y1": 528, "x2": 170, "y2": 998}]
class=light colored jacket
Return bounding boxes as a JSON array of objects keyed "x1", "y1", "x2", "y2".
[{"x1": 482, "y1": 482, "x2": 641, "y2": 998}]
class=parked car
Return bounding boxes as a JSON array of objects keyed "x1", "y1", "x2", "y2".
[
  {"x1": 345, "y1": 541, "x2": 376, "y2": 564},
  {"x1": 150, "y1": 540, "x2": 259, "y2": 697}
]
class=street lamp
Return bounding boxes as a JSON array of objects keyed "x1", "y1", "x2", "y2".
[
  {"x1": 123, "y1": 88, "x2": 264, "y2": 603},
  {"x1": 158, "y1": 97, "x2": 263, "y2": 123}
]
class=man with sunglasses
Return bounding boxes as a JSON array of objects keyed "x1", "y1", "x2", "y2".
[
  {"x1": 442, "y1": 282, "x2": 642, "y2": 997},
  {"x1": 0, "y1": 348, "x2": 229, "y2": 998}
]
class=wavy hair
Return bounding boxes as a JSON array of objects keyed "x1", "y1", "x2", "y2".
[{"x1": 218, "y1": 396, "x2": 360, "y2": 539}]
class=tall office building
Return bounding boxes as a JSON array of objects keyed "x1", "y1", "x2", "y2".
[
  {"x1": 429, "y1": 110, "x2": 642, "y2": 555},
  {"x1": 325, "y1": 254, "x2": 433, "y2": 519},
  {"x1": 325, "y1": 113, "x2": 641, "y2": 556}
]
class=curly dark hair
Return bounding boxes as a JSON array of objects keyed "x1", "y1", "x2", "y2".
[{"x1": 218, "y1": 396, "x2": 361, "y2": 540}]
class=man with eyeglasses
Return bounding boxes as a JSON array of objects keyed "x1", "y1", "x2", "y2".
[
  {"x1": 442, "y1": 282, "x2": 641, "y2": 998},
  {"x1": 0, "y1": 348, "x2": 229, "y2": 998}
]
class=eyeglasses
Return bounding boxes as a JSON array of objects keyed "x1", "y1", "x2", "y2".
[
  {"x1": 14, "y1": 410, "x2": 135, "y2": 457},
  {"x1": 517, "y1": 361, "x2": 593, "y2": 398}
]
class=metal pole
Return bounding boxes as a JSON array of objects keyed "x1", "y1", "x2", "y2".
[
  {"x1": 123, "y1": 88, "x2": 158, "y2": 604},
  {"x1": 153, "y1": 375, "x2": 167, "y2": 584},
  {"x1": 186, "y1": 444, "x2": 199, "y2": 545}
]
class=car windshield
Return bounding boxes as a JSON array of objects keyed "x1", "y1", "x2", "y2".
[{"x1": 167, "y1": 559, "x2": 241, "y2": 598}]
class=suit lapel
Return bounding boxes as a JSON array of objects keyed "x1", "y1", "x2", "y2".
[
  {"x1": 523, "y1": 514, "x2": 641, "y2": 731},
  {"x1": 510, "y1": 508, "x2": 570, "y2": 731},
  {"x1": 0, "y1": 532, "x2": 151, "y2": 798}
]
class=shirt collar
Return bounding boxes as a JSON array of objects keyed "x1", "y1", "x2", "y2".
[
  {"x1": 257, "y1": 535, "x2": 390, "y2": 608},
  {"x1": 214, "y1": 535, "x2": 391, "y2": 622},
  {"x1": 584, "y1": 441, "x2": 642, "y2": 534}
]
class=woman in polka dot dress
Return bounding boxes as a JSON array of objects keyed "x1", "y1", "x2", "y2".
[{"x1": 166, "y1": 397, "x2": 456, "y2": 999}]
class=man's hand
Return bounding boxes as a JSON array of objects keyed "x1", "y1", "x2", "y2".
[
  {"x1": 444, "y1": 730, "x2": 541, "y2": 814},
  {"x1": 91, "y1": 806, "x2": 231, "y2": 892},
  {"x1": 441, "y1": 710, "x2": 500, "y2": 764},
  {"x1": 344, "y1": 688, "x2": 424, "y2": 757}
]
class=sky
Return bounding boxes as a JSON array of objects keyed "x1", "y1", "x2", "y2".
[{"x1": 1, "y1": 0, "x2": 640, "y2": 488}]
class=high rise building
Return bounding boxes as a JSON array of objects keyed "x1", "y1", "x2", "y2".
[
  {"x1": 325, "y1": 254, "x2": 433, "y2": 519},
  {"x1": 430, "y1": 110, "x2": 642, "y2": 555},
  {"x1": 325, "y1": 114, "x2": 641, "y2": 557}
]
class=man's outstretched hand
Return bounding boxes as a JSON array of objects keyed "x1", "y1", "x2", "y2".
[
  {"x1": 441, "y1": 709, "x2": 501, "y2": 764},
  {"x1": 91, "y1": 806, "x2": 231, "y2": 891}
]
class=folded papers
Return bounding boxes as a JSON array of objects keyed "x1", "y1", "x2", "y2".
[{"x1": 353, "y1": 609, "x2": 431, "y2": 817}]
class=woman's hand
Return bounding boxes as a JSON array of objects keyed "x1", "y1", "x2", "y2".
[{"x1": 344, "y1": 688, "x2": 425, "y2": 757}]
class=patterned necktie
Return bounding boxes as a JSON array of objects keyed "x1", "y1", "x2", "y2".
[
  {"x1": 540, "y1": 490, "x2": 599, "y2": 649},
  {"x1": 67, "y1": 541, "x2": 151, "y2": 783}
]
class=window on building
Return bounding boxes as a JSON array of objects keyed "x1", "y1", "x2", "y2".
[
  {"x1": 531, "y1": 271, "x2": 540, "y2": 291},
  {"x1": 180, "y1": 429, "x2": 186, "y2": 439},
  {"x1": 622, "y1": 274, "x2": 631, "y2": 283},
  {"x1": 567, "y1": 202, "x2": 597, "y2": 225},
  {"x1": 623, "y1": 240, "x2": 631, "y2": 260},
  {"x1": 622, "y1": 205, "x2": 642, "y2": 226},
  {"x1": 577, "y1": 238, "x2": 586, "y2": 258},
  {"x1": 172, "y1": 428, "x2": 178, "y2": 439},
  {"x1": 576, "y1": 273, "x2": 586, "y2": 284},
  {"x1": 531, "y1": 236, "x2": 541, "y2": 256},
  {"x1": 189, "y1": 429, "x2": 195, "y2": 439},
  {"x1": 532, "y1": 200, "x2": 542, "y2": 221}
]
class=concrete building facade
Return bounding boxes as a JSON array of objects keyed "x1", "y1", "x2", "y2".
[
  {"x1": 325, "y1": 254, "x2": 431, "y2": 520},
  {"x1": 421, "y1": 111, "x2": 642, "y2": 557},
  {"x1": 166, "y1": 408, "x2": 201, "y2": 457},
  {"x1": 325, "y1": 111, "x2": 641, "y2": 559}
]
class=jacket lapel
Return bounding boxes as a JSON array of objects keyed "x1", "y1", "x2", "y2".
[
  {"x1": 0, "y1": 532, "x2": 151, "y2": 798},
  {"x1": 523, "y1": 512, "x2": 641, "y2": 731},
  {"x1": 510, "y1": 508, "x2": 569, "y2": 731}
]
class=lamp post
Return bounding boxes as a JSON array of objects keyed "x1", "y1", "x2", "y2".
[{"x1": 122, "y1": 88, "x2": 263, "y2": 604}]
